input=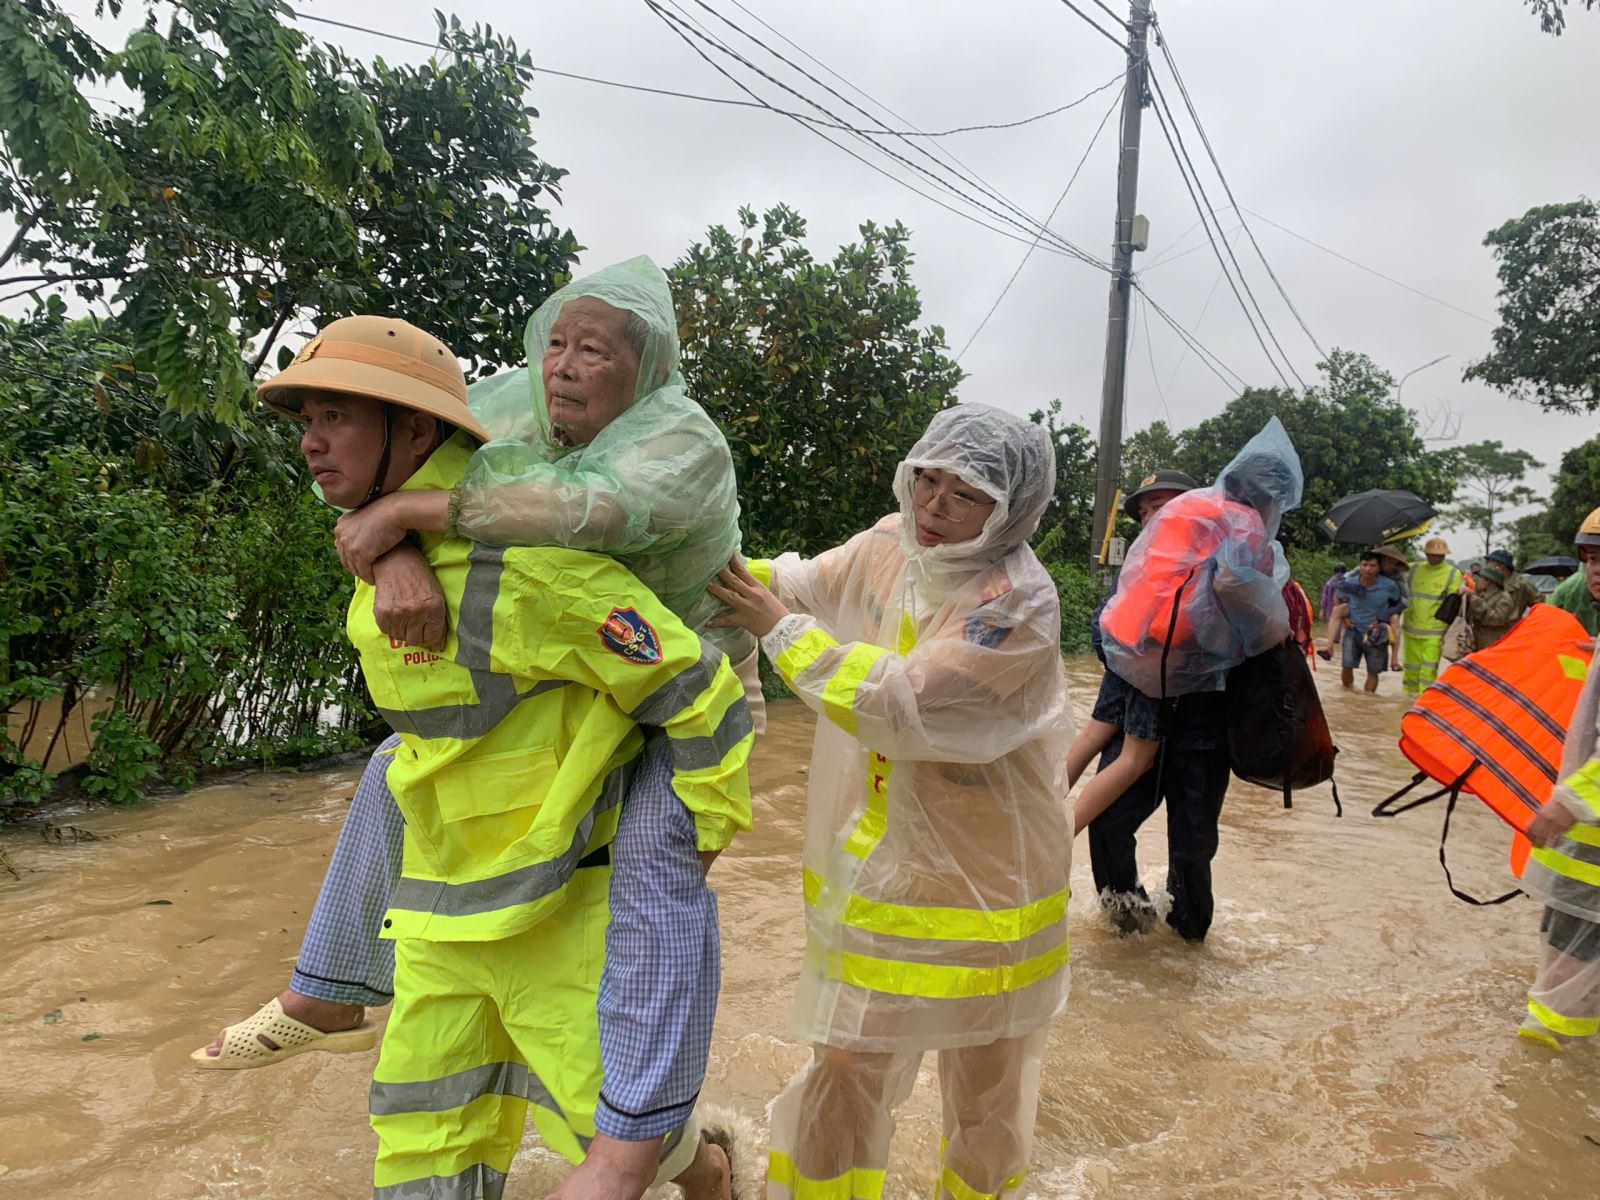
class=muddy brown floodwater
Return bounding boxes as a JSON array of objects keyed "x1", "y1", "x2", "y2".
[{"x1": 3, "y1": 659, "x2": 1597, "y2": 1198}]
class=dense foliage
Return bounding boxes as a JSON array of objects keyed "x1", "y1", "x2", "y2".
[
  {"x1": 670, "y1": 204, "x2": 963, "y2": 557},
  {"x1": 1, "y1": 4, "x2": 580, "y2": 811},
  {"x1": 1465, "y1": 199, "x2": 1600, "y2": 413},
  {"x1": 1444, "y1": 439, "x2": 1542, "y2": 557}
]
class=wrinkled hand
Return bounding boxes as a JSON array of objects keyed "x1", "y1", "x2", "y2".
[
  {"x1": 706, "y1": 556, "x2": 789, "y2": 638},
  {"x1": 372, "y1": 544, "x2": 447, "y2": 651},
  {"x1": 335, "y1": 498, "x2": 408, "y2": 584},
  {"x1": 544, "y1": 1134, "x2": 660, "y2": 1200},
  {"x1": 1528, "y1": 802, "x2": 1578, "y2": 849}
]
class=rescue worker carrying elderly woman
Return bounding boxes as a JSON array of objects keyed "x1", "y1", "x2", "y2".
[
  {"x1": 197, "y1": 258, "x2": 763, "y2": 1200},
  {"x1": 1070, "y1": 419, "x2": 1304, "y2": 834},
  {"x1": 706, "y1": 405, "x2": 1073, "y2": 1200},
  {"x1": 253, "y1": 310, "x2": 753, "y2": 1200}
]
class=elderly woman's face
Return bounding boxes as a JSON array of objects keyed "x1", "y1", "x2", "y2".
[
  {"x1": 542, "y1": 297, "x2": 641, "y2": 445},
  {"x1": 910, "y1": 467, "x2": 997, "y2": 547}
]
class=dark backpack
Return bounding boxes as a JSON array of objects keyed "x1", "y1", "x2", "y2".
[{"x1": 1224, "y1": 638, "x2": 1341, "y2": 813}]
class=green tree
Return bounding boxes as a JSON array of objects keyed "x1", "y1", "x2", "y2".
[
  {"x1": 1523, "y1": 0, "x2": 1597, "y2": 35},
  {"x1": 1541, "y1": 432, "x2": 1600, "y2": 548},
  {"x1": 1170, "y1": 349, "x2": 1459, "y2": 548},
  {"x1": 1508, "y1": 511, "x2": 1566, "y2": 563},
  {"x1": 1120, "y1": 420, "x2": 1182, "y2": 492},
  {"x1": 1446, "y1": 440, "x2": 1542, "y2": 556},
  {"x1": 1465, "y1": 199, "x2": 1600, "y2": 413},
  {"x1": 1027, "y1": 400, "x2": 1097, "y2": 563},
  {"x1": 0, "y1": 1, "x2": 577, "y2": 426},
  {"x1": 670, "y1": 203, "x2": 963, "y2": 556}
]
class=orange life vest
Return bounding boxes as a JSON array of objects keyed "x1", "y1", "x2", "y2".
[
  {"x1": 1390, "y1": 604, "x2": 1592, "y2": 878},
  {"x1": 1100, "y1": 490, "x2": 1268, "y2": 680}
]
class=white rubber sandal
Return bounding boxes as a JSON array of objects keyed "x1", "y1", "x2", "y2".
[{"x1": 189, "y1": 997, "x2": 376, "y2": 1070}]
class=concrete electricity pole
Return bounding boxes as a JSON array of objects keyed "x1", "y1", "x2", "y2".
[{"x1": 1089, "y1": 0, "x2": 1152, "y2": 576}]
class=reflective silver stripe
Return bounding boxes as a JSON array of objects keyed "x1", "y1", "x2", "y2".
[
  {"x1": 1411, "y1": 707, "x2": 1542, "y2": 812},
  {"x1": 371, "y1": 1059, "x2": 558, "y2": 1116},
  {"x1": 1410, "y1": 591, "x2": 1445, "y2": 602},
  {"x1": 1457, "y1": 659, "x2": 1568, "y2": 742},
  {"x1": 374, "y1": 1163, "x2": 508, "y2": 1200},
  {"x1": 632, "y1": 640, "x2": 725, "y2": 727},
  {"x1": 1431, "y1": 680, "x2": 1559, "y2": 783},
  {"x1": 376, "y1": 545, "x2": 568, "y2": 740},
  {"x1": 389, "y1": 763, "x2": 629, "y2": 919},
  {"x1": 377, "y1": 678, "x2": 568, "y2": 741},
  {"x1": 666, "y1": 699, "x2": 754, "y2": 771},
  {"x1": 1401, "y1": 625, "x2": 1446, "y2": 639}
]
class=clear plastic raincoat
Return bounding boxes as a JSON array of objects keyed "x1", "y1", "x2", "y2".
[
  {"x1": 1520, "y1": 646, "x2": 1600, "y2": 1048},
  {"x1": 754, "y1": 405, "x2": 1073, "y2": 1200},
  {"x1": 447, "y1": 256, "x2": 753, "y2": 664},
  {"x1": 1100, "y1": 417, "x2": 1302, "y2": 699}
]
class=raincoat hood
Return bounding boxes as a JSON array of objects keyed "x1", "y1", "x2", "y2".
[
  {"x1": 891, "y1": 404, "x2": 1056, "y2": 597},
  {"x1": 1217, "y1": 416, "x2": 1304, "y2": 538},
  {"x1": 470, "y1": 255, "x2": 682, "y2": 450}
]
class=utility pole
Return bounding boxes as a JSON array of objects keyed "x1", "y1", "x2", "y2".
[{"x1": 1090, "y1": 0, "x2": 1152, "y2": 577}]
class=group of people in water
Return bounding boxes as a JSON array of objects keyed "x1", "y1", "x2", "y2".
[{"x1": 185, "y1": 255, "x2": 1599, "y2": 1200}]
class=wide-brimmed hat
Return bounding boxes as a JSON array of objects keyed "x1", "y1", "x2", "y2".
[
  {"x1": 258, "y1": 315, "x2": 488, "y2": 442},
  {"x1": 1486, "y1": 548, "x2": 1515, "y2": 570},
  {"x1": 1122, "y1": 469, "x2": 1198, "y2": 520},
  {"x1": 1371, "y1": 543, "x2": 1409, "y2": 567},
  {"x1": 1423, "y1": 536, "x2": 1449, "y2": 555}
]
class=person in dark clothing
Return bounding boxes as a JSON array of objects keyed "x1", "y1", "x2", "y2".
[
  {"x1": 1088, "y1": 694, "x2": 1231, "y2": 940},
  {"x1": 1084, "y1": 466, "x2": 1233, "y2": 941}
]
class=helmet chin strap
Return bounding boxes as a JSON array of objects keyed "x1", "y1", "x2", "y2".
[{"x1": 358, "y1": 405, "x2": 397, "y2": 510}]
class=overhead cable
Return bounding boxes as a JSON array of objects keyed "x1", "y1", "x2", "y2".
[
  {"x1": 647, "y1": 0, "x2": 1110, "y2": 271},
  {"x1": 1151, "y1": 17, "x2": 1327, "y2": 357},
  {"x1": 1053, "y1": 0, "x2": 1131, "y2": 51},
  {"x1": 664, "y1": 0, "x2": 1110, "y2": 269},
  {"x1": 288, "y1": 8, "x2": 1113, "y2": 138},
  {"x1": 1135, "y1": 281, "x2": 1247, "y2": 392},
  {"x1": 1240, "y1": 206, "x2": 1494, "y2": 324},
  {"x1": 958, "y1": 84, "x2": 1125, "y2": 361},
  {"x1": 1146, "y1": 68, "x2": 1300, "y2": 389}
]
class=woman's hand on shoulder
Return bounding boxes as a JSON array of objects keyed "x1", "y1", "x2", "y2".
[{"x1": 707, "y1": 556, "x2": 790, "y2": 638}]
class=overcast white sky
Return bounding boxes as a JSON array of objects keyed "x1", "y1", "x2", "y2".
[{"x1": 34, "y1": 0, "x2": 1600, "y2": 523}]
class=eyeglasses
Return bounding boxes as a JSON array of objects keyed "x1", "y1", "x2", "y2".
[{"x1": 911, "y1": 469, "x2": 996, "y2": 521}]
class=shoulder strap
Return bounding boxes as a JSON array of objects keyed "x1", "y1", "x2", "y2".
[{"x1": 1438, "y1": 786, "x2": 1523, "y2": 907}]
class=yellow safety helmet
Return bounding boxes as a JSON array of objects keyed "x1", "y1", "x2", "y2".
[{"x1": 1576, "y1": 505, "x2": 1600, "y2": 550}]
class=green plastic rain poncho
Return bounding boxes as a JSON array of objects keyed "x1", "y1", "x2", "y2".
[{"x1": 446, "y1": 256, "x2": 753, "y2": 663}]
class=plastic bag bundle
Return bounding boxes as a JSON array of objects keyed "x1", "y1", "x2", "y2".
[
  {"x1": 1101, "y1": 417, "x2": 1303, "y2": 699},
  {"x1": 450, "y1": 257, "x2": 751, "y2": 659}
]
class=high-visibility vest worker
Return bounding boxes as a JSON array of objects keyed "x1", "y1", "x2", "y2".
[
  {"x1": 259, "y1": 315, "x2": 753, "y2": 1198},
  {"x1": 1402, "y1": 536, "x2": 1463, "y2": 696}
]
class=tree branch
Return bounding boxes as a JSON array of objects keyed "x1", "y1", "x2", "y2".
[
  {"x1": 0, "y1": 209, "x2": 42, "y2": 271},
  {"x1": 248, "y1": 303, "x2": 295, "y2": 377}
]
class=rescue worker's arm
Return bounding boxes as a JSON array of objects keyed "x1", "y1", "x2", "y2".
[
  {"x1": 1533, "y1": 758, "x2": 1600, "y2": 845},
  {"x1": 496, "y1": 556, "x2": 753, "y2": 853},
  {"x1": 735, "y1": 521, "x2": 888, "y2": 633}
]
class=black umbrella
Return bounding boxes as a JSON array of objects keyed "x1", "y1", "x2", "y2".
[
  {"x1": 1525, "y1": 555, "x2": 1580, "y2": 578},
  {"x1": 1318, "y1": 489, "x2": 1438, "y2": 546}
]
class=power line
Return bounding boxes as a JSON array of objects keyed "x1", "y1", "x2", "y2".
[
  {"x1": 647, "y1": 0, "x2": 1110, "y2": 271},
  {"x1": 1136, "y1": 289, "x2": 1174, "y2": 427},
  {"x1": 1151, "y1": 17, "x2": 1327, "y2": 358},
  {"x1": 1135, "y1": 280, "x2": 1246, "y2": 392},
  {"x1": 666, "y1": 0, "x2": 1110, "y2": 269},
  {"x1": 1140, "y1": 223, "x2": 1242, "y2": 273},
  {"x1": 290, "y1": 8, "x2": 1115, "y2": 138},
  {"x1": 1053, "y1": 0, "x2": 1131, "y2": 52},
  {"x1": 1146, "y1": 68, "x2": 1298, "y2": 389},
  {"x1": 958, "y1": 84, "x2": 1124, "y2": 361},
  {"x1": 1087, "y1": 0, "x2": 1133, "y2": 31},
  {"x1": 1240, "y1": 206, "x2": 1494, "y2": 324},
  {"x1": 1151, "y1": 224, "x2": 1245, "y2": 396}
]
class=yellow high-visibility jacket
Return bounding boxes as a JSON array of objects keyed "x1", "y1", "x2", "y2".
[{"x1": 349, "y1": 434, "x2": 753, "y2": 943}]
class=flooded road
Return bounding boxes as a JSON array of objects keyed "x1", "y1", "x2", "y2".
[{"x1": 2, "y1": 659, "x2": 1596, "y2": 1198}]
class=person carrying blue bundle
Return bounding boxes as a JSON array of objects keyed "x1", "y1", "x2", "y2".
[{"x1": 1068, "y1": 419, "x2": 1303, "y2": 836}]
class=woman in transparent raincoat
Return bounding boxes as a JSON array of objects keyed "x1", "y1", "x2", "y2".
[
  {"x1": 1521, "y1": 644, "x2": 1600, "y2": 1050},
  {"x1": 710, "y1": 404, "x2": 1074, "y2": 1200}
]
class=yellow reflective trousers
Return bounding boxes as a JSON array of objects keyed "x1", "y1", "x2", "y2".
[
  {"x1": 766, "y1": 1026, "x2": 1049, "y2": 1200},
  {"x1": 370, "y1": 868, "x2": 700, "y2": 1198}
]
